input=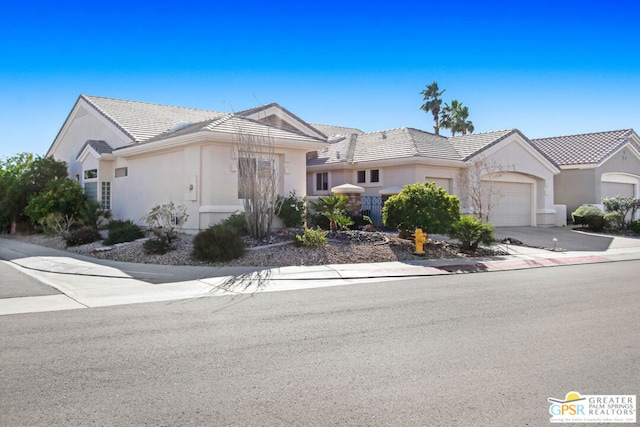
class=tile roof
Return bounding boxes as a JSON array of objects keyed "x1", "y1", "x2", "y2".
[
  {"x1": 448, "y1": 129, "x2": 515, "y2": 160},
  {"x1": 235, "y1": 103, "x2": 329, "y2": 139},
  {"x1": 308, "y1": 128, "x2": 526, "y2": 166},
  {"x1": 81, "y1": 95, "x2": 225, "y2": 143},
  {"x1": 309, "y1": 123, "x2": 364, "y2": 138},
  {"x1": 146, "y1": 114, "x2": 327, "y2": 144},
  {"x1": 531, "y1": 129, "x2": 638, "y2": 165},
  {"x1": 76, "y1": 139, "x2": 113, "y2": 160},
  {"x1": 82, "y1": 95, "x2": 329, "y2": 146},
  {"x1": 86, "y1": 139, "x2": 113, "y2": 154}
]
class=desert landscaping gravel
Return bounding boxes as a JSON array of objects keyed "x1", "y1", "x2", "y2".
[{"x1": 4, "y1": 230, "x2": 500, "y2": 267}]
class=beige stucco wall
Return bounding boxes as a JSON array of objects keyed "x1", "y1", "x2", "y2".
[
  {"x1": 308, "y1": 163, "x2": 459, "y2": 198},
  {"x1": 554, "y1": 169, "x2": 598, "y2": 217},
  {"x1": 554, "y1": 146, "x2": 640, "y2": 219},
  {"x1": 113, "y1": 149, "x2": 186, "y2": 226},
  {"x1": 111, "y1": 142, "x2": 311, "y2": 232},
  {"x1": 49, "y1": 104, "x2": 131, "y2": 180},
  {"x1": 595, "y1": 148, "x2": 640, "y2": 202},
  {"x1": 385, "y1": 164, "x2": 457, "y2": 194},
  {"x1": 308, "y1": 168, "x2": 351, "y2": 196},
  {"x1": 598, "y1": 146, "x2": 640, "y2": 177}
]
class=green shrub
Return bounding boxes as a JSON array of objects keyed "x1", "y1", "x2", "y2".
[
  {"x1": 24, "y1": 178, "x2": 86, "y2": 226},
  {"x1": 306, "y1": 212, "x2": 330, "y2": 230},
  {"x1": 64, "y1": 226, "x2": 101, "y2": 247},
  {"x1": 143, "y1": 238, "x2": 171, "y2": 255},
  {"x1": 602, "y1": 195, "x2": 640, "y2": 226},
  {"x1": 604, "y1": 212, "x2": 624, "y2": 230},
  {"x1": 42, "y1": 213, "x2": 76, "y2": 236},
  {"x1": 571, "y1": 205, "x2": 605, "y2": 231},
  {"x1": 335, "y1": 215, "x2": 354, "y2": 231},
  {"x1": 382, "y1": 182, "x2": 460, "y2": 234},
  {"x1": 0, "y1": 154, "x2": 70, "y2": 232},
  {"x1": 294, "y1": 227, "x2": 328, "y2": 247},
  {"x1": 448, "y1": 216, "x2": 495, "y2": 252},
  {"x1": 351, "y1": 214, "x2": 373, "y2": 229},
  {"x1": 276, "y1": 191, "x2": 305, "y2": 228},
  {"x1": 628, "y1": 220, "x2": 640, "y2": 235},
  {"x1": 141, "y1": 201, "x2": 188, "y2": 243},
  {"x1": 79, "y1": 201, "x2": 111, "y2": 230},
  {"x1": 104, "y1": 220, "x2": 144, "y2": 245},
  {"x1": 220, "y1": 212, "x2": 248, "y2": 236},
  {"x1": 192, "y1": 224, "x2": 244, "y2": 262}
]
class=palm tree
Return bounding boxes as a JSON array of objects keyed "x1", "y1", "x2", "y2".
[
  {"x1": 420, "y1": 82, "x2": 445, "y2": 135},
  {"x1": 308, "y1": 194, "x2": 348, "y2": 231},
  {"x1": 440, "y1": 100, "x2": 474, "y2": 136}
]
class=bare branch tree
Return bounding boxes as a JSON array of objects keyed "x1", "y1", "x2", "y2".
[
  {"x1": 458, "y1": 156, "x2": 511, "y2": 222},
  {"x1": 233, "y1": 118, "x2": 281, "y2": 239}
]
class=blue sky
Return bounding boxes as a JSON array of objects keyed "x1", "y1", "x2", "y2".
[{"x1": 1, "y1": 0, "x2": 639, "y2": 156}]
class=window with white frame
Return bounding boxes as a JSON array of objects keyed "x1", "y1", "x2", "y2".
[
  {"x1": 238, "y1": 157, "x2": 275, "y2": 199},
  {"x1": 115, "y1": 167, "x2": 128, "y2": 178},
  {"x1": 101, "y1": 182, "x2": 111, "y2": 210},
  {"x1": 84, "y1": 182, "x2": 98, "y2": 202},
  {"x1": 355, "y1": 169, "x2": 380, "y2": 184}
]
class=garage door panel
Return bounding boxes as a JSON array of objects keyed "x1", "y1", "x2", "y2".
[
  {"x1": 482, "y1": 181, "x2": 531, "y2": 226},
  {"x1": 601, "y1": 182, "x2": 634, "y2": 198}
]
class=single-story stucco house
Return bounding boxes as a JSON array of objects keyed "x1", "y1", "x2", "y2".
[
  {"x1": 306, "y1": 127, "x2": 561, "y2": 227},
  {"x1": 47, "y1": 95, "x2": 330, "y2": 232},
  {"x1": 50, "y1": 94, "x2": 637, "y2": 231},
  {"x1": 531, "y1": 129, "x2": 640, "y2": 219}
]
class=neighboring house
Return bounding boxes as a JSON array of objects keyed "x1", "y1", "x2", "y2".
[
  {"x1": 306, "y1": 127, "x2": 561, "y2": 227},
  {"x1": 531, "y1": 129, "x2": 640, "y2": 219},
  {"x1": 47, "y1": 95, "x2": 329, "y2": 232}
]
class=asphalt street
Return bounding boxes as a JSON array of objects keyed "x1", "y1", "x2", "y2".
[{"x1": 2, "y1": 261, "x2": 638, "y2": 426}]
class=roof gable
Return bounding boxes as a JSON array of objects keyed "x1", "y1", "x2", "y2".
[
  {"x1": 531, "y1": 129, "x2": 639, "y2": 166},
  {"x1": 145, "y1": 113, "x2": 327, "y2": 144},
  {"x1": 448, "y1": 129, "x2": 515, "y2": 160},
  {"x1": 236, "y1": 103, "x2": 327, "y2": 140},
  {"x1": 76, "y1": 140, "x2": 113, "y2": 162},
  {"x1": 309, "y1": 123, "x2": 364, "y2": 139}
]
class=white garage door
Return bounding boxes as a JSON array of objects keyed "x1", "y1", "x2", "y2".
[
  {"x1": 601, "y1": 181, "x2": 635, "y2": 198},
  {"x1": 482, "y1": 181, "x2": 532, "y2": 226}
]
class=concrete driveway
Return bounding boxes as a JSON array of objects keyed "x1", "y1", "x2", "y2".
[
  {"x1": 431, "y1": 226, "x2": 640, "y2": 252},
  {"x1": 493, "y1": 226, "x2": 640, "y2": 252}
]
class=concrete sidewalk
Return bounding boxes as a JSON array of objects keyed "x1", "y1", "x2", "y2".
[{"x1": 1, "y1": 228, "x2": 640, "y2": 316}]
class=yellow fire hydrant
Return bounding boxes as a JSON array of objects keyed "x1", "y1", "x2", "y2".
[{"x1": 412, "y1": 228, "x2": 427, "y2": 255}]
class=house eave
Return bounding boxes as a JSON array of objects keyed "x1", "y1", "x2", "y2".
[
  {"x1": 559, "y1": 163, "x2": 597, "y2": 170},
  {"x1": 307, "y1": 156, "x2": 465, "y2": 170},
  {"x1": 115, "y1": 130, "x2": 326, "y2": 157},
  {"x1": 76, "y1": 145, "x2": 115, "y2": 163}
]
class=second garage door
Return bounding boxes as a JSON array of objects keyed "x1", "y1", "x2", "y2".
[
  {"x1": 601, "y1": 181, "x2": 635, "y2": 199},
  {"x1": 482, "y1": 181, "x2": 532, "y2": 226}
]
